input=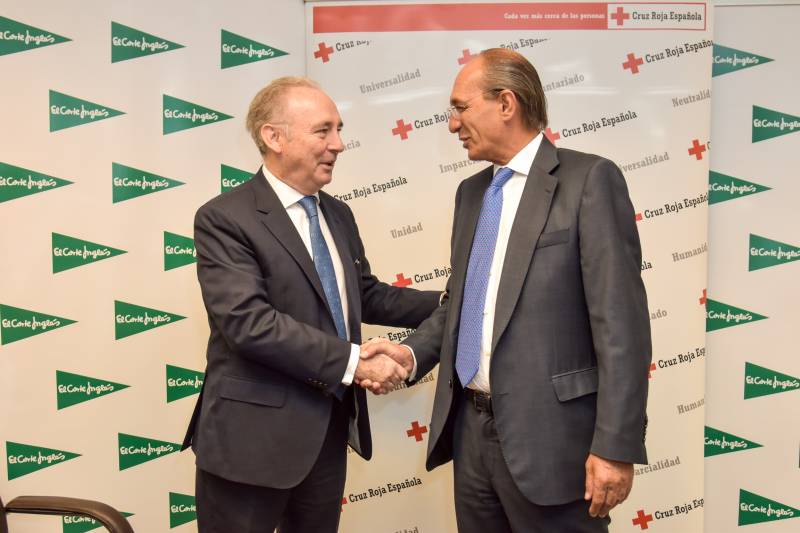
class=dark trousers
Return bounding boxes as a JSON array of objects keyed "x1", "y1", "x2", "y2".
[
  {"x1": 453, "y1": 394, "x2": 610, "y2": 533},
  {"x1": 196, "y1": 399, "x2": 349, "y2": 533}
]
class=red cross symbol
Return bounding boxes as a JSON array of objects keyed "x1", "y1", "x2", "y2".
[
  {"x1": 314, "y1": 42, "x2": 334, "y2": 63},
  {"x1": 635, "y1": 212, "x2": 643, "y2": 222},
  {"x1": 688, "y1": 139, "x2": 707, "y2": 160},
  {"x1": 340, "y1": 497, "x2": 347, "y2": 512},
  {"x1": 406, "y1": 421, "x2": 428, "y2": 442},
  {"x1": 392, "y1": 119, "x2": 413, "y2": 140},
  {"x1": 458, "y1": 48, "x2": 477, "y2": 65},
  {"x1": 699, "y1": 289, "x2": 707, "y2": 305},
  {"x1": 610, "y1": 7, "x2": 631, "y2": 26},
  {"x1": 544, "y1": 127, "x2": 560, "y2": 144},
  {"x1": 392, "y1": 273, "x2": 413, "y2": 287},
  {"x1": 622, "y1": 53, "x2": 644, "y2": 74},
  {"x1": 632, "y1": 509, "x2": 654, "y2": 529},
  {"x1": 648, "y1": 362, "x2": 656, "y2": 379}
]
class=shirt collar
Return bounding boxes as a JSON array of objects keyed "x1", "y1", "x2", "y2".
[
  {"x1": 262, "y1": 165, "x2": 319, "y2": 209},
  {"x1": 493, "y1": 132, "x2": 543, "y2": 178}
]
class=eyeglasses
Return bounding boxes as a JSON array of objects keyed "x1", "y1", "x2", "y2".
[{"x1": 447, "y1": 90, "x2": 500, "y2": 118}]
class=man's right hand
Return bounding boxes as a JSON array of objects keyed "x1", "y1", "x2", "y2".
[
  {"x1": 358, "y1": 340, "x2": 414, "y2": 394},
  {"x1": 354, "y1": 353, "x2": 407, "y2": 394}
]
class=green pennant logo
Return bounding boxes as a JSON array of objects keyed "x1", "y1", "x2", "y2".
[
  {"x1": 0, "y1": 16, "x2": 70, "y2": 56},
  {"x1": 739, "y1": 489, "x2": 799, "y2": 525},
  {"x1": 163, "y1": 95, "x2": 232, "y2": 134},
  {"x1": 749, "y1": 234, "x2": 800, "y2": 271},
  {"x1": 706, "y1": 298, "x2": 767, "y2": 332},
  {"x1": 164, "y1": 231, "x2": 196, "y2": 271},
  {"x1": 221, "y1": 164, "x2": 252, "y2": 193},
  {"x1": 704, "y1": 426, "x2": 762, "y2": 457},
  {"x1": 0, "y1": 304, "x2": 76, "y2": 345},
  {"x1": 6, "y1": 441, "x2": 80, "y2": 480},
  {"x1": 712, "y1": 44, "x2": 773, "y2": 77},
  {"x1": 63, "y1": 512, "x2": 133, "y2": 533},
  {"x1": 114, "y1": 300, "x2": 185, "y2": 340},
  {"x1": 708, "y1": 171, "x2": 770, "y2": 205},
  {"x1": 118, "y1": 433, "x2": 180, "y2": 470},
  {"x1": 220, "y1": 29, "x2": 288, "y2": 69},
  {"x1": 56, "y1": 370, "x2": 130, "y2": 409},
  {"x1": 744, "y1": 362, "x2": 800, "y2": 399},
  {"x1": 166, "y1": 364, "x2": 204, "y2": 403},
  {"x1": 112, "y1": 163, "x2": 184, "y2": 203},
  {"x1": 752, "y1": 105, "x2": 800, "y2": 143},
  {"x1": 169, "y1": 492, "x2": 197, "y2": 528},
  {"x1": 52, "y1": 232, "x2": 127, "y2": 273},
  {"x1": 0, "y1": 162, "x2": 73, "y2": 203},
  {"x1": 111, "y1": 21, "x2": 184, "y2": 63},
  {"x1": 49, "y1": 90, "x2": 124, "y2": 132}
]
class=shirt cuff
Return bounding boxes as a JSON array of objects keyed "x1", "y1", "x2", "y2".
[
  {"x1": 403, "y1": 344, "x2": 419, "y2": 381},
  {"x1": 341, "y1": 343, "x2": 361, "y2": 386}
]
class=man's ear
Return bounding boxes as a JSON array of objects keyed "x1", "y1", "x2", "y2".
[
  {"x1": 498, "y1": 89, "x2": 518, "y2": 122},
  {"x1": 261, "y1": 123, "x2": 284, "y2": 154}
]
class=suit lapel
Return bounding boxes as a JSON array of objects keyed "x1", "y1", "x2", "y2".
[
  {"x1": 491, "y1": 138, "x2": 559, "y2": 352},
  {"x1": 252, "y1": 170, "x2": 328, "y2": 308},
  {"x1": 320, "y1": 193, "x2": 361, "y2": 342}
]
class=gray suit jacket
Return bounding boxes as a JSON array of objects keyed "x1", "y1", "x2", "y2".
[
  {"x1": 406, "y1": 138, "x2": 651, "y2": 505},
  {"x1": 182, "y1": 169, "x2": 439, "y2": 489}
]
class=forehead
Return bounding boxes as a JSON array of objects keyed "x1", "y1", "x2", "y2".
[
  {"x1": 283, "y1": 86, "x2": 341, "y2": 125},
  {"x1": 450, "y1": 59, "x2": 485, "y2": 102}
]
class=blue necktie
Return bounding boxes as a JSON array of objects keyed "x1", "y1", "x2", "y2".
[
  {"x1": 298, "y1": 196, "x2": 348, "y2": 341},
  {"x1": 456, "y1": 167, "x2": 514, "y2": 387}
]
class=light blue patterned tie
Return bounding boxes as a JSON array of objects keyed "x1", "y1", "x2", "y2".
[
  {"x1": 456, "y1": 167, "x2": 514, "y2": 387},
  {"x1": 298, "y1": 196, "x2": 348, "y2": 340}
]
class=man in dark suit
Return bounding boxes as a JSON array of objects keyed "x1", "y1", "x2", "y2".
[
  {"x1": 361, "y1": 49, "x2": 651, "y2": 532},
  {"x1": 182, "y1": 77, "x2": 440, "y2": 533}
]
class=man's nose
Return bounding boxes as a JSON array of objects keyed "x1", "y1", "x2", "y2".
[
  {"x1": 448, "y1": 113, "x2": 460, "y2": 134},
  {"x1": 329, "y1": 130, "x2": 345, "y2": 152}
]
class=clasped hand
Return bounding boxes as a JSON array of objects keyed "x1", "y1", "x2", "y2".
[{"x1": 354, "y1": 338, "x2": 413, "y2": 394}]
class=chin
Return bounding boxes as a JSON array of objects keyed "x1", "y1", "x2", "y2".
[
  {"x1": 466, "y1": 149, "x2": 483, "y2": 161},
  {"x1": 315, "y1": 173, "x2": 334, "y2": 187}
]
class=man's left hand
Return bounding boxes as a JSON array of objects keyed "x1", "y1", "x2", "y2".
[{"x1": 584, "y1": 453, "x2": 633, "y2": 518}]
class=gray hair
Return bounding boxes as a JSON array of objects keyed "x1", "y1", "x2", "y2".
[
  {"x1": 479, "y1": 48, "x2": 548, "y2": 131},
  {"x1": 246, "y1": 76, "x2": 320, "y2": 154}
]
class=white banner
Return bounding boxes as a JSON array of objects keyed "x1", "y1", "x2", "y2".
[{"x1": 307, "y1": 1, "x2": 712, "y2": 532}]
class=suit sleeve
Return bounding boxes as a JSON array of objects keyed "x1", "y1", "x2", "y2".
[
  {"x1": 578, "y1": 158, "x2": 651, "y2": 464},
  {"x1": 194, "y1": 202, "x2": 351, "y2": 394},
  {"x1": 340, "y1": 204, "x2": 440, "y2": 328},
  {"x1": 403, "y1": 182, "x2": 463, "y2": 380}
]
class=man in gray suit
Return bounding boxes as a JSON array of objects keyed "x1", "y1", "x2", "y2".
[
  {"x1": 362, "y1": 48, "x2": 651, "y2": 532},
  {"x1": 182, "y1": 77, "x2": 440, "y2": 533}
]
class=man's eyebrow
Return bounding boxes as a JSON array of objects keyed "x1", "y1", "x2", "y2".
[{"x1": 310, "y1": 120, "x2": 344, "y2": 129}]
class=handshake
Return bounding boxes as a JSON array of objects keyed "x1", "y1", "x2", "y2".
[{"x1": 354, "y1": 338, "x2": 414, "y2": 395}]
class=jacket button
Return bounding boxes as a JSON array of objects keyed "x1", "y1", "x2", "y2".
[{"x1": 448, "y1": 379, "x2": 452, "y2": 388}]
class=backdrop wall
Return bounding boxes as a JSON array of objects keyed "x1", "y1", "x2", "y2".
[
  {"x1": 308, "y1": 2, "x2": 711, "y2": 532},
  {"x1": 705, "y1": 3, "x2": 800, "y2": 531},
  {"x1": 1, "y1": 1, "x2": 726, "y2": 532}
]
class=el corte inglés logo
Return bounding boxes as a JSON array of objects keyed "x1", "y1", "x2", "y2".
[
  {"x1": 0, "y1": 162, "x2": 73, "y2": 203},
  {"x1": 0, "y1": 304, "x2": 76, "y2": 345},
  {"x1": 220, "y1": 29, "x2": 288, "y2": 68},
  {"x1": 0, "y1": 16, "x2": 70, "y2": 56},
  {"x1": 6, "y1": 441, "x2": 80, "y2": 480},
  {"x1": 118, "y1": 433, "x2": 180, "y2": 470},
  {"x1": 111, "y1": 21, "x2": 184, "y2": 63},
  {"x1": 114, "y1": 300, "x2": 185, "y2": 340},
  {"x1": 705, "y1": 298, "x2": 766, "y2": 332},
  {"x1": 162, "y1": 95, "x2": 232, "y2": 134},
  {"x1": 49, "y1": 90, "x2": 124, "y2": 132}
]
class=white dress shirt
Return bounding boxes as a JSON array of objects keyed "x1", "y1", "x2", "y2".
[
  {"x1": 262, "y1": 167, "x2": 361, "y2": 386},
  {"x1": 469, "y1": 133, "x2": 543, "y2": 393}
]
